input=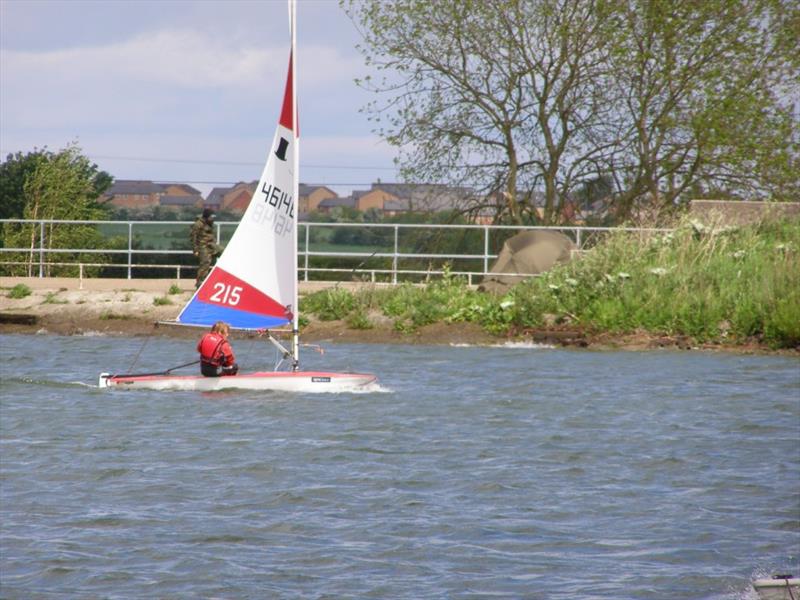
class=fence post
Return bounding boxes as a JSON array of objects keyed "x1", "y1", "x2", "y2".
[
  {"x1": 483, "y1": 225, "x2": 489, "y2": 277},
  {"x1": 39, "y1": 221, "x2": 45, "y2": 278},
  {"x1": 79, "y1": 263, "x2": 84, "y2": 290},
  {"x1": 393, "y1": 225, "x2": 399, "y2": 284},
  {"x1": 576, "y1": 227, "x2": 582, "y2": 250},
  {"x1": 127, "y1": 222, "x2": 133, "y2": 279},
  {"x1": 304, "y1": 224, "x2": 309, "y2": 282}
]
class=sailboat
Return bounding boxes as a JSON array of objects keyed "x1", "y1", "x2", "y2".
[{"x1": 99, "y1": 2, "x2": 376, "y2": 393}]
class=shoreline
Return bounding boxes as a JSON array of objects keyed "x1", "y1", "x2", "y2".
[{"x1": 1, "y1": 278, "x2": 796, "y2": 356}]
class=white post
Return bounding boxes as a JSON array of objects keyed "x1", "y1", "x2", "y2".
[
  {"x1": 304, "y1": 224, "x2": 309, "y2": 282},
  {"x1": 39, "y1": 221, "x2": 45, "y2": 278},
  {"x1": 483, "y1": 225, "x2": 489, "y2": 276},
  {"x1": 393, "y1": 225, "x2": 399, "y2": 284},
  {"x1": 127, "y1": 222, "x2": 133, "y2": 279}
]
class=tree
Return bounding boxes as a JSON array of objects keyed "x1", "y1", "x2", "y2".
[
  {"x1": 0, "y1": 145, "x2": 112, "y2": 220},
  {"x1": 605, "y1": 0, "x2": 800, "y2": 222},
  {"x1": 344, "y1": 0, "x2": 618, "y2": 225},
  {"x1": 345, "y1": 0, "x2": 799, "y2": 225},
  {"x1": 1, "y1": 144, "x2": 113, "y2": 276}
]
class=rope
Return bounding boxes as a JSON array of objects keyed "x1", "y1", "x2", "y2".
[
  {"x1": 111, "y1": 359, "x2": 200, "y2": 379},
  {"x1": 126, "y1": 336, "x2": 151, "y2": 372}
]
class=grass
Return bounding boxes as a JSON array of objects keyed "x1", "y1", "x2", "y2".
[
  {"x1": 7, "y1": 284, "x2": 32, "y2": 299},
  {"x1": 153, "y1": 296, "x2": 174, "y2": 306},
  {"x1": 99, "y1": 311, "x2": 131, "y2": 320},
  {"x1": 168, "y1": 284, "x2": 182, "y2": 295},
  {"x1": 42, "y1": 292, "x2": 68, "y2": 305},
  {"x1": 299, "y1": 216, "x2": 800, "y2": 349}
]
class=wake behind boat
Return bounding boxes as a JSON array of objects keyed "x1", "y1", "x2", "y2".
[{"x1": 99, "y1": 0, "x2": 377, "y2": 393}]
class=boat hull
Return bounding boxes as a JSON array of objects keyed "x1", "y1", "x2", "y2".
[{"x1": 99, "y1": 371, "x2": 377, "y2": 393}]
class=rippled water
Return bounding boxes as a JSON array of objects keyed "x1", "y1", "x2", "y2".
[{"x1": 1, "y1": 333, "x2": 798, "y2": 599}]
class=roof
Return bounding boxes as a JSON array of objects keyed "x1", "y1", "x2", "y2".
[
  {"x1": 164, "y1": 183, "x2": 202, "y2": 195},
  {"x1": 205, "y1": 187, "x2": 228, "y2": 206},
  {"x1": 106, "y1": 180, "x2": 164, "y2": 195},
  {"x1": 318, "y1": 197, "x2": 357, "y2": 209},
  {"x1": 370, "y1": 182, "x2": 475, "y2": 211},
  {"x1": 299, "y1": 183, "x2": 336, "y2": 196}
]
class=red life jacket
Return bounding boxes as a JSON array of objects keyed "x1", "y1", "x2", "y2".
[{"x1": 197, "y1": 332, "x2": 233, "y2": 367}]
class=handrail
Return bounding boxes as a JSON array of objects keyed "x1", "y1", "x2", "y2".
[{"x1": 0, "y1": 218, "x2": 672, "y2": 282}]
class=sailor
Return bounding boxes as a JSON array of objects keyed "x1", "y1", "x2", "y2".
[
  {"x1": 191, "y1": 208, "x2": 222, "y2": 288},
  {"x1": 197, "y1": 321, "x2": 239, "y2": 377}
]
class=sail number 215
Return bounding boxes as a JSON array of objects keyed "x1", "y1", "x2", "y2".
[{"x1": 210, "y1": 283, "x2": 242, "y2": 306}]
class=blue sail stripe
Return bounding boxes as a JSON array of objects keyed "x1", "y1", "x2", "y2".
[{"x1": 178, "y1": 298, "x2": 289, "y2": 330}]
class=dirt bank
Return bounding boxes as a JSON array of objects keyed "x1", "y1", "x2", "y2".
[{"x1": 0, "y1": 278, "x2": 795, "y2": 355}]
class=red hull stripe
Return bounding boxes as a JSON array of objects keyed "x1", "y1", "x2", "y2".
[
  {"x1": 197, "y1": 267, "x2": 289, "y2": 319},
  {"x1": 279, "y1": 53, "x2": 294, "y2": 132}
]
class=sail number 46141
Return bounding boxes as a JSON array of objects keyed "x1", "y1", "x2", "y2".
[{"x1": 210, "y1": 283, "x2": 242, "y2": 306}]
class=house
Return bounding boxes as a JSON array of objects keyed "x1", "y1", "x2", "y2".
[
  {"x1": 353, "y1": 187, "x2": 400, "y2": 212},
  {"x1": 204, "y1": 187, "x2": 227, "y2": 212},
  {"x1": 370, "y1": 182, "x2": 475, "y2": 214},
  {"x1": 220, "y1": 182, "x2": 258, "y2": 214},
  {"x1": 101, "y1": 180, "x2": 203, "y2": 211},
  {"x1": 383, "y1": 198, "x2": 411, "y2": 217},
  {"x1": 159, "y1": 183, "x2": 204, "y2": 213},
  {"x1": 300, "y1": 184, "x2": 338, "y2": 213},
  {"x1": 159, "y1": 194, "x2": 203, "y2": 212},
  {"x1": 101, "y1": 180, "x2": 164, "y2": 210},
  {"x1": 317, "y1": 196, "x2": 358, "y2": 213}
]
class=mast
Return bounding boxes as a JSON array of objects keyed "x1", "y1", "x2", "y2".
[{"x1": 290, "y1": 0, "x2": 300, "y2": 371}]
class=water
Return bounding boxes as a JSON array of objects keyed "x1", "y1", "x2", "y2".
[{"x1": 1, "y1": 333, "x2": 798, "y2": 599}]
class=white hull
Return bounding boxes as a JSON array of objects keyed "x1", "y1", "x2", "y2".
[
  {"x1": 99, "y1": 371, "x2": 377, "y2": 393},
  {"x1": 753, "y1": 578, "x2": 799, "y2": 600}
]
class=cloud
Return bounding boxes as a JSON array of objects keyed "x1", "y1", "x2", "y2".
[
  {"x1": 1, "y1": 26, "x2": 367, "y2": 139},
  {"x1": 2, "y1": 29, "x2": 283, "y2": 88},
  {"x1": 2, "y1": 28, "x2": 363, "y2": 90}
]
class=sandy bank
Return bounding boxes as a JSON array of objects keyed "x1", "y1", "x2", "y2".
[{"x1": 1, "y1": 277, "x2": 795, "y2": 355}]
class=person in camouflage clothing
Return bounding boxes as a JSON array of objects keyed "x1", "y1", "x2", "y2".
[{"x1": 191, "y1": 208, "x2": 222, "y2": 288}]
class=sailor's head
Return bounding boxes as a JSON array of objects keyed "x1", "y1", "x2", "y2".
[
  {"x1": 211, "y1": 321, "x2": 230, "y2": 337},
  {"x1": 202, "y1": 208, "x2": 216, "y2": 223}
]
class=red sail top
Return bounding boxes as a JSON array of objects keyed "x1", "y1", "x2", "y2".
[{"x1": 279, "y1": 53, "x2": 295, "y2": 133}]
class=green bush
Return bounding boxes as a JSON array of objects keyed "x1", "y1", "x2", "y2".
[
  {"x1": 42, "y1": 292, "x2": 68, "y2": 305},
  {"x1": 510, "y1": 216, "x2": 800, "y2": 347},
  {"x1": 298, "y1": 217, "x2": 799, "y2": 348},
  {"x1": 7, "y1": 284, "x2": 32, "y2": 299}
]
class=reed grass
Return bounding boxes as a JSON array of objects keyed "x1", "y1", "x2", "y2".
[{"x1": 300, "y1": 216, "x2": 799, "y2": 349}]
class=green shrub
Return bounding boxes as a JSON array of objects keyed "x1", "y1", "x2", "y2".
[
  {"x1": 99, "y1": 311, "x2": 131, "y2": 320},
  {"x1": 168, "y1": 284, "x2": 182, "y2": 295},
  {"x1": 7, "y1": 284, "x2": 32, "y2": 299},
  {"x1": 300, "y1": 287, "x2": 355, "y2": 321},
  {"x1": 346, "y1": 308, "x2": 373, "y2": 330},
  {"x1": 42, "y1": 292, "x2": 68, "y2": 305},
  {"x1": 153, "y1": 296, "x2": 173, "y2": 306}
]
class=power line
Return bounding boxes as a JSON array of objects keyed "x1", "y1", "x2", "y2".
[
  {"x1": 1, "y1": 149, "x2": 399, "y2": 171},
  {"x1": 152, "y1": 180, "x2": 396, "y2": 186},
  {"x1": 86, "y1": 154, "x2": 398, "y2": 171}
]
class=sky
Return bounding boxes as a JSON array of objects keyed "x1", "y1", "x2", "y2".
[{"x1": 0, "y1": 0, "x2": 400, "y2": 198}]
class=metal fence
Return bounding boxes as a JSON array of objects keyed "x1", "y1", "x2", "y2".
[{"x1": 0, "y1": 219, "x2": 670, "y2": 285}]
